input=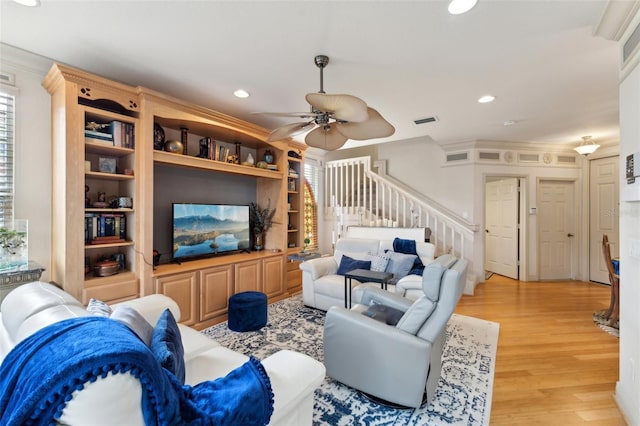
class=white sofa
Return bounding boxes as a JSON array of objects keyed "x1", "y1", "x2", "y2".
[
  {"x1": 301, "y1": 236, "x2": 435, "y2": 311},
  {"x1": 0, "y1": 281, "x2": 325, "y2": 425}
]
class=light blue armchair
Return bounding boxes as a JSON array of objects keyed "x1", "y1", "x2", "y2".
[{"x1": 323, "y1": 254, "x2": 468, "y2": 408}]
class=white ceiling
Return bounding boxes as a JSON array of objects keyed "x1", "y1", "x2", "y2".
[{"x1": 0, "y1": 0, "x2": 623, "y2": 150}]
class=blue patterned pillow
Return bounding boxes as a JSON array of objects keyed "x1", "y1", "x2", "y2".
[
  {"x1": 337, "y1": 255, "x2": 372, "y2": 275},
  {"x1": 151, "y1": 309, "x2": 185, "y2": 384},
  {"x1": 367, "y1": 253, "x2": 390, "y2": 272}
]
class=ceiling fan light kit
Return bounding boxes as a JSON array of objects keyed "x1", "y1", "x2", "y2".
[{"x1": 264, "y1": 55, "x2": 395, "y2": 150}]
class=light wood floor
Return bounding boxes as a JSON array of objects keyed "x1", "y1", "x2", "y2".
[{"x1": 454, "y1": 274, "x2": 625, "y2": 425}]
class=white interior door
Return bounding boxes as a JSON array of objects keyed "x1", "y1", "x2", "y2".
[
  {"x1": 485, "y1": 178, "x2": 519, "y2": 279},
  {"x1": 538, "y1": 180, "x2": 575, "y2": 280},
  {"x1": 589, "y1": 156, "x2": 619, "y2": 284}
]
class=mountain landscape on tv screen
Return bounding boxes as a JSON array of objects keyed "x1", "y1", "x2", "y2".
[{"x1": 173, "y1": 215, "x2": 250, "y2": 257}]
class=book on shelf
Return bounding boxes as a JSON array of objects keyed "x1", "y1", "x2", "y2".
[
  {"x1": 198, "y1": 137, "x2": 218, "y2": 160},
  {"x1": 85, "y1": 136, "x2": 114, "y2": 145},
  {"x1": 198, "y1": 137, "x2": 209, "y2": 159},
  {"x1": 219, "y1": 145, "x2": 228, "y2": 162},
  {"x1": 108, "y1": 121, "x2": 135, "y2": 149},
  {"x1": 85, "y1": 212, "x2": 127, "y2": 244},
  {"x1": 85, "y1": 129, "x2": 113, "y2": 141}
]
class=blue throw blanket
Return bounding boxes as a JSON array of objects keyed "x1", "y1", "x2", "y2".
[{"x1": 0, "y1": 316, "x2": 273, "y2": 426}]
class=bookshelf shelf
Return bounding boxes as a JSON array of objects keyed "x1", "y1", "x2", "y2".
[
  {"x1": 85, "y1": 171, "x2": 135, "y2": 181},
  {"x1": 84, "y1": 241, "x2": 135, "y2": 250},
  {"x1": 85, "y1": 141, "x2": 135, "y2": 157}
]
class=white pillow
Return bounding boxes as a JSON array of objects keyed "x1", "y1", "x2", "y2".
[{"x1": 110, "y1": 305, "x2": 154, "y2": 346}]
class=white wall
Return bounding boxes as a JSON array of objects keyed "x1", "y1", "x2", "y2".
[
  {"x1": 0, "y1": 44, "x2": 54, "y2": 280},
  {"x1": 378, "y1": 136, "x2": 476, "y2": 221},
  {"x1": 615, "y1": 26, "x2": 640, "y2": 424},
  {"x1": 373, "y1": 136, "x2": 586, "y2": 282}
]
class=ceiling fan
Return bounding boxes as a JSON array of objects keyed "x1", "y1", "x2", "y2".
[{"x1": 261, "y1": 55, "x2": 395, "y2": 150}]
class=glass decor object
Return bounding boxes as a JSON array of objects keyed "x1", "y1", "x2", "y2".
[{"x1": 0, "y1": 219, "x2": 28, "y2": 272}]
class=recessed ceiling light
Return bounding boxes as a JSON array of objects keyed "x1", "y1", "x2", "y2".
[
  {"x1": 12, "y1": 0, "x2": 41, "y2": 6},
  {"x1": 448, "y1": 0, "x2": 478, "y2": 15},
  {"x1": 503, "y1": 120, "x2": 516, "y2": 126},
  {"x1": 233, "y1": 89, "x2": 250, "y2": 98},
  {"x1": 478, "y1": 95, "x2": 495, "y2": 104}
]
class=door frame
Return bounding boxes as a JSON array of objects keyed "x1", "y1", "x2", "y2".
[
  {"x1": 588, "y1": 155, "x2": 620, "y2": 284},
  {"x1": 536, "y1": 177, "x2": 579, "y2": 280},
  {"x1": 483, "y1": 174, "x2": 528, "y2": 281}
]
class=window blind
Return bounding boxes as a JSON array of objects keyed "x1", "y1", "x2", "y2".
[{"x1": 0, "y1": 91, "x2": 15, "y2": 226}]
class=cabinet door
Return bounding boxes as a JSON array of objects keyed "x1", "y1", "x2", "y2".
[
  {"x1": 154, "y1": 272, "x2": 198, "y2": 326},
  {"x1": 235, "y1": 259, "x2": 262, "y2": 293},
  {"x1": 199, "y1": 265, "x2": 233, "y2": 322},
  {"x1": 263, "y1": 256, "x2": 285, "y2": 298},
  {"x1": 286, "y1": 259, "x2": 302, "y2": 294}
]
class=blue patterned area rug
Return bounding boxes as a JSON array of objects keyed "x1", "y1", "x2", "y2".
[{"x1": 202, "y1": 296, "x2": 499, "y2": 425}]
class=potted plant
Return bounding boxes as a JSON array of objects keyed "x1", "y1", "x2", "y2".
[
  {"x1": 249, "y1": 200, "x2": 276, "y2": 251},
  {"x1": 303, "y1": 237, "x2": 311, "y2": 253}
]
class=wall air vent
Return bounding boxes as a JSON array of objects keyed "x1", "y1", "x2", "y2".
[
  {"x1": 519, "y1": 153, "x2": 539, "y2": 163},
  {"x1": 623, "y1": 20, "x2": 640, "y2": 64},
  {"x1": 557, "y1": 155, "x2": 577, "y2": 164},
  {"x1": 0, "y1": 71, "x2": 15, "y2": 86},
  {"x1": 478, "y1": 151, "x2": 500, "y2": 161},
  {"x1": 446, "y1": 152, "x2": 468, "y2": 162},
  {"x1": 414, "y1": 116, "x2": 439, "y2": 125}
]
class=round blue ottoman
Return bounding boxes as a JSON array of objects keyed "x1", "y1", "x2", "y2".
[{"x1": 228, "y1": 291, "x2": 268, "y2": 332}]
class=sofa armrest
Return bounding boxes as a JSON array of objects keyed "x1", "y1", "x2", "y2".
[
  {"x1": 261, "y1": 350, "x2": 325, "y2": 425},
  {"x1": 111, "y1": 294, "x2": 181, "y2": 326},
  {"x1": 356, "y1": 286, "x2": 413, "y2": 312},
  {"x1": 299, "y1": 256, "x2": 337, "y2": 281},
  {"x1": 395, "y1": 274, "x2": 423, "y2": 297}
]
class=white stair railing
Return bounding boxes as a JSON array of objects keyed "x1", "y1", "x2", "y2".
[{"x1": 325, "y1": 156, "x2": 480, "y2": 267}]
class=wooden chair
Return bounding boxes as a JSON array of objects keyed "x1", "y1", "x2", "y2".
[{"x1": 601, "y1": 234, "x2": 619, "y2": 327}]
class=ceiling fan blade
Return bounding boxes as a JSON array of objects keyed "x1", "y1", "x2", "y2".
[
  {"x1": 305, "y1": 93, "x2": 369, "y2": 123},
  {"x1": 334, "y1": 107, "x2": 395, "y2": 140},
  {"x1": 305, "y1": 125, "x2": 348, "y2": 151},
  {"x1": 252, "y1": 111, "x2": 319, "y2": 119},
  {"x1": 267, "y1": 121, "x2": 316, "y2": 142}
]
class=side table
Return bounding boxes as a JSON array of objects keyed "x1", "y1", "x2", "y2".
[
  {"x1": 344, "y1": 269, "x2": 393, "y2": 308},
  {"x1": 0, "y1": 261, "x2": 45, "y2": 307},
  {"x1": 287, "y1": 251, "x2": 321, "y2": 262}
]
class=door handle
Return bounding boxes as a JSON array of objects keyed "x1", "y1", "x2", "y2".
[
  {"x1": 568, "y1": 233, "x2": 574, "y2": 237},
  {"x1": 485, "y1": 229, "x2": 489, "y2": 233}
]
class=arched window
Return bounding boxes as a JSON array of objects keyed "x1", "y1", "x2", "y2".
[
  {"x1": 303, "y1": 162, "x2": 320, "y2": 249},
  {"x1": 303, "y1": 180, "x2": 318, "y2": 248}
]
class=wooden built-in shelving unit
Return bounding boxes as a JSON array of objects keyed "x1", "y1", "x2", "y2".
[{"x1": 44, "y1": 63, "x2": 305, "y2": 327}]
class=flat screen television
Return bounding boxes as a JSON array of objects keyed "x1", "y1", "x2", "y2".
[{"x1": 172, "y1": 203, "x2": 250, "y2": 262}]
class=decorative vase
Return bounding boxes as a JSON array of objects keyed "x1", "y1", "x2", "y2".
[
  {"x1": 263, "y1": 149, "x2": 274, "y2": 164},
  {"x1": 0, "y1": 219, "x2": 28, "y2": 272},
  {"x1": 254, "y1": 232, "x2": 264, "y2": 251}
]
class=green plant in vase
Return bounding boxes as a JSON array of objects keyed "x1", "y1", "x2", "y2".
[
  {"x1": 0, "y1": 222, "x2": 28, "y2": 271},
  {"x1": 303, "y1": 237, "x2": 311, "y2": 253},
  {"x1": 0, "y1": 227, "x2": 26, "y2": 254},
  {"x1": 249, "y1": 200, "x2": 276, "y2": 251}
]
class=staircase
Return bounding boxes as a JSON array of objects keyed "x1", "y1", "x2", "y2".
[{"x1": 325, "y1": 156, "x2": 481, "y2": 289}]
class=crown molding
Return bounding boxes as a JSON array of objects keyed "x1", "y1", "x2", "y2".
[{"x1": 594, "y1": 0, "x2": 640, "y2": 41}]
